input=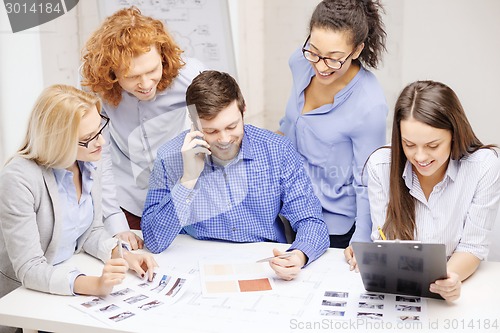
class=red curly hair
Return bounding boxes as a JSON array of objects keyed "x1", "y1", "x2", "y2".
[{"x1": 81, "y1": 6, "x2": 184, "y2": 107}]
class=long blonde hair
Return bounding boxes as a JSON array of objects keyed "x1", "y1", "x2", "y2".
[{"x1": 16, "y1": 85, "x2": 101, "y2": 169}]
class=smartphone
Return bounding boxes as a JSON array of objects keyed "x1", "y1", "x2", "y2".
[
  {"x1": 187, "y1": 104, "x2": 203, "y2": 132},
  {"x1": 187, "y1": 105, "x2": 210, "y2": 161}
]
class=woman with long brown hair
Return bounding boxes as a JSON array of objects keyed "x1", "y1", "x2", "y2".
[{"x1": 352, "y1": 80, "x2": 500, "y2": 301}]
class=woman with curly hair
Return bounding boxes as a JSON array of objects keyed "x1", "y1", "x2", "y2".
[
  {"x1": 279, "y1": 0, "x2": 388, "y2": 249},
  {"x1": 81, "y1": 7, "x2": 205, "y2": 236}
]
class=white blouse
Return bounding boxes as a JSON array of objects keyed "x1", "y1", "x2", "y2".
[{"x1": 367, "y1": 148, "x2": 500, "y2": 260}]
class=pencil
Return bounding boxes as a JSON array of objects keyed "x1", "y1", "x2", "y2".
[
  {"x1": 377, "y1": 226, "x2": 387, "y2": 240},
  {"x1": 256, "y1": 253, "x2": 293, "y2": 263}
]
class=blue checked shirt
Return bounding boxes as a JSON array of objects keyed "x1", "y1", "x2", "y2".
[{"x1": 142, "y1": 125, "x2": 329, "y2": 264}]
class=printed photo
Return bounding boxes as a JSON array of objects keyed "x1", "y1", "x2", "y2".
[
  {"x1": 396, "y1": 295, "x2": 421, "y2": 303},
  {"x1": 110, "y1": 288, "x2": 134, "y2": 297},
  {"x1": 124, "y1": 294, "x2": 148, "y2": 304},
  {"x1": 151, "y1": 275, "x2": 170, "y2": 293},
  {"x1": 98, "y1": 304, "x2": 119, "y2": 313},
  {"x1": 320, "y1": 310, "x2": 345, "y2": 317},
  {"x1": 358, "y1": 302, "x2": 383, "y2": 310},
  {"x1": 166, "y1": 278, "x2": 186, "y2": 297},
  {"x1": 81, "y1": 297, "x2": 105, "y2": 308},
  {"x1": 139, "y1": 300, "x2": 164, "y2": 311},
  {"x1": 359, "y1": 293, "x2": 385, "y2": 301},
  {"x1": 322, "y1": 300, "x2": 347, "y2": 307},
  {"x1": 109, "y1": 311, "x2": 135, "y2": 322},
  {"x1": 324, "y1": 291, "x2": 348, "y2": 298},
  {"x1": 357, "y1": 312, "x2": 383, "y2": 320},
  {"x1": 395, "y1": 304, "x2": 422, "y2": 312}
]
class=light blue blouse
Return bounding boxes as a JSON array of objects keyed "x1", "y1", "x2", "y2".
[
  {"x1": 280, "y1": 48, "x2": 388, "y2": 242},
  {"x1": 52, "y1": 161, "x2": 95, "y2": 265}
]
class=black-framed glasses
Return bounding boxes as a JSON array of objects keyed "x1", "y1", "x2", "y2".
[
  {"x1": 78, "y1": 115, "x2": 109, "y2": 148},
  {"x1": 302, "y1": 35, "x2": 356, "y2": 70}
]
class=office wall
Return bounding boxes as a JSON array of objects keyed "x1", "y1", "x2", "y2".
[
  {"x1": 399, "y1": 0, "x2": 500, "y2": 146},
  {"x1": 1, "y1": 1, "x2": 499, "y2": 165},
  {"x1": 0, "y1": 10, "x2": 44, "y2": 164}
]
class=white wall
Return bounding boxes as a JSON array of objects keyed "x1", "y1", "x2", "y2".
[
  {"x1": 398, "y1": 0, "x2": 500, "y2": 146},
  {"x1": 0, "y1": 6, "x2": 44, "y2": 164}
]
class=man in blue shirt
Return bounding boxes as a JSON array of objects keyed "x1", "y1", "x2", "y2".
[{"x1": 142, "y1": 71, "x2": 329, "y2": 280}]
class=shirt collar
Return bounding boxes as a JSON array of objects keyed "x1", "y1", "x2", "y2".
[
  {"x1": 204, "y1": 125, "x2": 254, "y2": 169},
  {"x1": 402, "y1": 160, "x2": 413, "y2": 189},
  {"x1": 122, "y1": 86, "x2": 167, "y2": 103},
  {"x1": 402, "y1": 158, "x2": 458, "y2": 189},
  {"x1": 239, "y1": 126, "x2": 255, "y2": 161},
  {"x1": 445, "y1": 158, "x2": 458, "y2": 181},
  {"x1": 53, "y1": 161, "x2": 96, "y2": 181}
]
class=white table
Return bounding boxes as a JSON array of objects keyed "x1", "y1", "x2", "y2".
[{"x1": 0, "y1": 235, "x2": 499, "y2": 333}]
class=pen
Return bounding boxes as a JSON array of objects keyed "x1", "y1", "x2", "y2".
[
  {"x1": 117, "y1": 239, "x2": 124, "y2": 259},
  {"x1": 377, "y1": 226, "x2": 387, "y2": 240},
  {"x1": 256, "y1": 253, "x2": 293, "y2": 263}
]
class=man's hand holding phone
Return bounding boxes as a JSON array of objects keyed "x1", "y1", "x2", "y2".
[
  {"x1": 181, "y1": 106, "x2": 211, "y2": 189},
  {"x1": 180, "y1": 129, "x2": 211, "y2": 189}
]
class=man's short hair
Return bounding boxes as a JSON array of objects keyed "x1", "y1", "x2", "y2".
[{"x1": 186, "y1": 70, "x2": 245, "y2": 120}]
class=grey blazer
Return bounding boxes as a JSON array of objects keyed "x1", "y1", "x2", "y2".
[{"x1": 0, "y1": 157, "x2": 117, "y2": 299}]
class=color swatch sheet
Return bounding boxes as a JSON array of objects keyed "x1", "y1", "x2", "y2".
[
  {"x1": 70, "y1": 270, "x2": 190, "y2": 328},
  {"x1": 199, "y1": 261, "x2": 275, "y2": 296}
]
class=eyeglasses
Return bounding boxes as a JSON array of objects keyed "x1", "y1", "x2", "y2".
[
  {"x1": 302, "y1": 35, "x2": 356, "y2": 70},
  {"x1": 78, "y1": 115, "x2": 109, "y2": 148}
]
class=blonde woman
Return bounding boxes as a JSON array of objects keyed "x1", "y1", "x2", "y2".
[{"x1": 0, "y1": 85, "x2": 157, "y2": 306}]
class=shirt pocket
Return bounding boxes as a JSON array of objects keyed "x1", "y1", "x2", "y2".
[{"x1": 297, "y1": 125, "x2": 334, "y2": 167}]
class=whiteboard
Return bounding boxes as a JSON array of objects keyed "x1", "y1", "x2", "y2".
[{"x1": 99, "y1": 0, "x2": 237, "y2": 78}]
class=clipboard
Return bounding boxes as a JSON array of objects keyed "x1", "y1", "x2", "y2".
[{"x1": 351, "y1": 241, "x2": 448, "y2": 299}]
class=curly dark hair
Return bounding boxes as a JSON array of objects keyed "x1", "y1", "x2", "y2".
[{"x1": 309, "y1": 0, "x2": 387, "y2": 69}]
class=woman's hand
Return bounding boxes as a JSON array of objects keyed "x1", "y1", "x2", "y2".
[
  {"x1": 124, "y1": 252, "x2": 158, "y2": 282},
  {"x1": 74, "y1": 258, "x2": 129, "y2": 296},
  {"x1": 116, "y1": 231, "x2": 144, "y2": 250},
  {"x1": 96, "y1": 258, "x2": 129, "y2": 295},
  {"x1": 430, "y1": 271, "x2": 461, "y2": 301},
  {"x1": 343, "y1": 246, "x2": 359, "y2": 272}
]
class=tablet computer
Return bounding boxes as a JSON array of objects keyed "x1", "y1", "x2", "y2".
[{"x1": 351, "y1": 241, "x2": 448, "y2": 299}]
